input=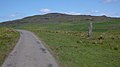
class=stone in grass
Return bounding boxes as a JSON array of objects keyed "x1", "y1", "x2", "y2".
[
  {"x1": 99, "y1": 40, "x2": 103, "y2": 44},
  {"x1": 92, "y1": 41, "x2": 98, "y2": 44},
  {"x1": 98, "y1": 35, "x2": 104, "y2": 40},
  {"x1": 111, "y1": 37, "x2": 115, "y2": 40},
  {"x1": 109, "y1": 44, "x2": 119, "y2": 50},
  {"x1": 114, "y1": 47, "x2": 118, "y2": 50},
  {"x1": 76, "y1": 41, "x2": 80, "y2": 43}
]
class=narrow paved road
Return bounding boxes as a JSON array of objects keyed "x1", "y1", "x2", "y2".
[{"x1": 2, "y1": 30, "x2": 58, "y2": 67}]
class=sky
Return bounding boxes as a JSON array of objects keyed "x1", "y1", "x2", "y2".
[{"x1": 0, "y1": 0, "x2": 120, "y2": 22}]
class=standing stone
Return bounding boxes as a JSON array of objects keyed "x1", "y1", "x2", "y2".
[
  {"x1": 88, "y1": 21, "x2": 93, "y2": 38},
  {"x1": 86, "y1": 17, "x2": 93, "y2": 39}
]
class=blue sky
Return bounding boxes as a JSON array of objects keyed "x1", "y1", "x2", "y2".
[{"x1": 0, "y1": 0, "x2": 120, "y2": 22}]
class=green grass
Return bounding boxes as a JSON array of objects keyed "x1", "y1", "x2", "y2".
[
  {"x1": 0, "y1": 28, "x2": 19, "y2": 66},
  {"x1": 10, "y1": 20, "x2": 120, "y2": 67},
  {"x1": 30, "y1": 30, "x2": 120, "y2": 67}
]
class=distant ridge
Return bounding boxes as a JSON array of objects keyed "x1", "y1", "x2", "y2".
[{"x1": 0, "y1": 13, "x2": 119, "y2": 26}]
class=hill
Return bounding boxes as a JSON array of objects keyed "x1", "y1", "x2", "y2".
[{"x1": 0, "y1": 13, "x2": 118, "y2": 26}]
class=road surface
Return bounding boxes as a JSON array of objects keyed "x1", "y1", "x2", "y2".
[{"x1": 2, "y1": 30, "x2": 58, "y2": 67}]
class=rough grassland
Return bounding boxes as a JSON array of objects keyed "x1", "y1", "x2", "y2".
[
  {"x1": 12, "y1": 20, "x2": 120, "y2": 67},
  {"x1": 0, "y1": 28, "x2": 19, "y2": 66}
]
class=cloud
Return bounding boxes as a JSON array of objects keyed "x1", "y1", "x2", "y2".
[
  {"x1": 0, "y1": 14, "x2": 16, "y2": 19},
  {"x1": 0, "y1": 13, "x2": 27, "y2": 22},
  {"x1": 0, "y1": 13, "x2": 25, "y2": 20},
  {"x1": 100, "y1": 13, "x2": 108, "y2": 16},
  {"x1": 39, "y1": 8, "x2": 81, "y2": 15},
  {"x1": 0, "y1": 14, "x2": 17, "y2": 22},
  {"x1": 102, "y1": 0, "x2": 116, "y2": 3},
  {"x1": 39, "y1": 8, "x2": 120, "y2": 17},
  {"x1": 61, "y1": 12, "x2": 81, "y2": 15},
  {"x1": 83, "y1": 10, "x2": 99, "y2": 15},
  {"x1": 6, "y1": 13, "x2": 22, "y2": 18},
  {"x1": 40, "y1": 8, "x2": 51, "y2": 13},
  {"x1": 92, "y1": 10, "x2": 99, "y2": 13},
  {"x1": 100, "y1": 12, "x2": 120, "y2": 17},
  {"x1": 9, "y1": 14, "x2": 17, "y2": 18}
]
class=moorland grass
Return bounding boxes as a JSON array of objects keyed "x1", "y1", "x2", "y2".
[
  {"x1": 12, "y1": 21, "x2": 120, "y2": 67},
  {"x1": 0, "y1": 28, "x2": 19, "y2": 66}
]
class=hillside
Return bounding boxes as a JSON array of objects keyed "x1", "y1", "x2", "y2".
[{"x1": 0, "y1": 13, "x2": 117, "y2": 26}]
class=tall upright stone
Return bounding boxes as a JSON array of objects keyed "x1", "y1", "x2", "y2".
[{"x1": 86, "y1": 17, "x2": 93, "y2": 39}]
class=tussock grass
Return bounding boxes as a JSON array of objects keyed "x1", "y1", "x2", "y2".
[{"x1": 0, "y1": 28, "x2": 19, "y2": 66}]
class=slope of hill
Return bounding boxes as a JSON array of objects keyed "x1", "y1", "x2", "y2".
[{"x1": 0, "y1": 13, "x2": 116, "y2": 26}]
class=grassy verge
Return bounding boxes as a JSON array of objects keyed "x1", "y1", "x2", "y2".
[
  {"x1": 0, "y1": 28, "x2": 19, "y2": 66},
  {"x1": 12, "y1": 21, "x2": 120, "y2": 67}
]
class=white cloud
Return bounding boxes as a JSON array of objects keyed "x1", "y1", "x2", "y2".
[
  {"x1": 0, "y1": 13, "x2": 28, "y2": 22},
  {"x1": 100, "y1": 13, "x2": 108, "y2": 16},
  {"x1": 102, "y1": 0, "x2": 116, "y2": 3},
  {"x1": 100, "y1": 12, "x2": 120, "y2": 17},
  {"x1": 8, "y1": 13, "x2": 24, "y2": 18},
  {"x1": 89, "y1": 10, "x2": 99, "y2": 14},
  {"x1": 38, "y1": 9, "x2": 120, "y2": 17},
  {"x1": 9, "y1": 14, "x2": 17, "y2": 18},
  {"x1": 93, "y1": 10, "x2": 99, "y2": 13},
  {"x1": 100, "y1": 12, "x2": 114, "y2": 17},
  {"x1": 0, "y1": 14, "x2": 17, "y2": 19},
  {"x1": 83, "y1": 10, "x2": 99, "y2": 15},
  {"x1": 62, "y1": 12, "x2": 81, "y2": 15},
  {"x1": 39, "y1": 8, "x2": 81, "y2": 15},
  {"x1": 0, "y1": 13, "x2": 25, "y2": 19},
  {"x1": 40, "y1": 8, "x2": 51, "y2": 13}
]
